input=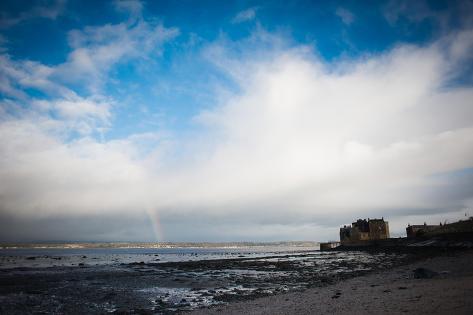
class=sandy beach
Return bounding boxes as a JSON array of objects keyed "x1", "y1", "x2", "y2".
[{"x1": 190, "y1": 249, "x2": 473, "y2": 315}]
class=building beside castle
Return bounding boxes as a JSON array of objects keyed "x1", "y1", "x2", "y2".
[
  {"x1": 406, "y1": 217, "x2": 473, "y2": 238},
  {"x1": 406, "y1": 223, "x2": 441, "y2": 238},
  {"x1": 340, "y1": 218, "x2": 390, "y2": 244}
]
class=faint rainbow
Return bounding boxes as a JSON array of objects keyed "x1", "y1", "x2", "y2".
[{"x1": 146, "y1": 207, "x2": 164, "y2": 241}]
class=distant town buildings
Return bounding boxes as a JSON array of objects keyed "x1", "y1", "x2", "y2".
[{"x1": 339, "y1": 218, "x2": 390, "y2": 244}]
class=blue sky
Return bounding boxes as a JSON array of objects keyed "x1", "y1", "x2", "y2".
[
  {"x1": 1, "y1": 0, "x2": 473, "y2": 242},
  {"x1": 2, "y1": 0, "x2": 460, "y2": 140}
]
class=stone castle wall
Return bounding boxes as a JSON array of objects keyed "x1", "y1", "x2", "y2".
[{"x1": 340, "y1": 218, "x2": 390, "y2": 244}]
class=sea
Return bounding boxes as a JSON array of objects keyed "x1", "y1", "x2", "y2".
[{"x1": 0, "y1": 242, "x2": 319, "y2": 268}]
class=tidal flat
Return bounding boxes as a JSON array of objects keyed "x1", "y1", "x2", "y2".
[
  {"x1": 193, "y1": 249, "x2": 473, "y2": 314},
  {"x1": 0, "y1": 247, "x2": 418, "y2": 314}
]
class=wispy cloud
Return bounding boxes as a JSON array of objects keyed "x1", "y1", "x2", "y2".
[
  {"x1": 336, "y1": 7, "x2": 354, "y2": 25},
  {"x1": 383, "y1": 0, "x2": 473, "y2": 33},
  {"x1": 113, "y1": 0, "x2": 144, "y2": 22},
  {"x1": 60, "y1": 21, "x2": 179, "y2": 91},
  {"x1": 232, "y1": 7, "x2": 258, "y2": 24},
  {"x1": 0, "y1": 6, "x2": 179, "y2": 137},
  {"x1": 33, "y1": 96, "x2": 112, "y2": 135},
  {"x1": 0, "y1": 0, "x2": 66, "y2": 28}
]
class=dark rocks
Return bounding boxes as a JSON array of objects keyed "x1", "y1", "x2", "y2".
[
  {"x1": 102, "y1": 292, "x2": 117, "y2": 300},
  {"x1": 319, "y1": 276, "x2": 334, "y2": 284},
  {"x1": 128, "y1": 308, "x2": 153, "y2": 315},
  {"x1": 413, "y1": 267, "x2": 439, "y2": 279}
]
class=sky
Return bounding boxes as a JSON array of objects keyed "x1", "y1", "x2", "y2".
[{"x1": 1, "y1": 0, "x2": 473, "y2": 242}]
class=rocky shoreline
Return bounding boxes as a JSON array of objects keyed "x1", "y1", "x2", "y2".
[
  {"x1": 0, "y1": 248, "x2": 439, "y2": 314},
  {"x1": 189, "y1": 249, "x2": 473, "y2": 314}
]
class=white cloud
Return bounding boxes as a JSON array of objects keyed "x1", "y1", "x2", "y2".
[
  {"x1": 336, "y1": 7, "x2": 354, "y2": 25},
  {"x1": 0, "y1": 0, "x2": 66, "y2": 28},
  {"x1": 0, "y1": 12, "x2": 179, "y2": 138},
  {"x1": 177, "y1": 40, "x2": 472, "y2": 214},
  {"x1": 0, "y1": 120, "x2": 152, "y2": 218},
  {"x1": 0, "y1": 54, "x2": 72, "y2": 100},
  {"x1": 58, "y1": 21, "x2": 179, "y2": 91},
  {"x1": 32, "y1": 96, "x2": 112, "y2": 135},
  {"x1": 1, "y1": 11, "x2": 179, "y2": 103},
  {"x1": 232, "y1": 7, "x2": 258, "y2": 24},
  {"x1": 1, "y1": 28, "x2": 473, "y2": 241},
  {"x1": 113, "y1": 0, "x2": 144, "y2": 21}
]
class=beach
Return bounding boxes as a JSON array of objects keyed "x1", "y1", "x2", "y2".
[
  {"x1": 1, "y1": 245, "x2": 472, "y2": 313},
  {"x1": 0, "y1": 246, "x2": 422, "y2": 314},
  {"x1": 190, "y1": 249, "x2": 473, "y2": 314}
]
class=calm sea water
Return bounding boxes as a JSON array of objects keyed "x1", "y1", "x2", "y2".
[{"x1": 0, "y1": 246, "x2": 319, "y2": 269}]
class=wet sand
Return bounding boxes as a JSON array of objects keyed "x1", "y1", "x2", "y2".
[
  {"x1": 1, "y1": 248, "x2": 471, "y2": 314},
  {"x1": 0, "y1": 250, "x2": 413, "y2": 314},
  {"x1": 190, "y1": 249, "x2": 473, "y2": 314}
]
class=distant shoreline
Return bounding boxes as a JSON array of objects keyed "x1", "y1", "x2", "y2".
[{"x1": 0, "y1": 241, "x2": 320, "y2": 250}]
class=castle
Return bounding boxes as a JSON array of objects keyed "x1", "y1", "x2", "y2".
[{"x1": 340, "y1": 218, "x2": 390, "y2": 244}]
